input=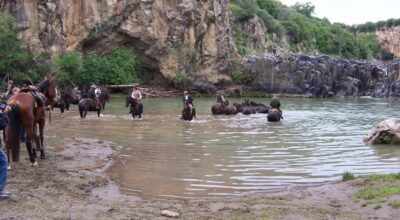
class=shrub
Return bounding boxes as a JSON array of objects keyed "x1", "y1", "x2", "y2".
[{"x1": 342, "y1": 171, "x2": 355, "y2": 181}]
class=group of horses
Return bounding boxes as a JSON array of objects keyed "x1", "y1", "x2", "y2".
[
  {"x1": 52, "y1": 86, "x2": 110, "y2": 118},
  {"x1": 211, "y1": 99, "x2": 282, "y2": 122}
]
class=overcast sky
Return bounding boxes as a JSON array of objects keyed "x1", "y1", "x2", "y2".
[{"x1": 279, "y1": 0, "x2": 400, "y2": 25}]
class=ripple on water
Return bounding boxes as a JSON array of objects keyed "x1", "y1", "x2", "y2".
[{"x1": 46, "y1": 97, "x2": 400, "y2": 198}]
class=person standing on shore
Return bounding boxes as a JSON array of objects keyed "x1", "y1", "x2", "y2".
[{"x1": 0, "y1": 102, "x2": 10, "y2": 199}]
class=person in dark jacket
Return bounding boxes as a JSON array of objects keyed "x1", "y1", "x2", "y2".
[
  {"x1": 0, "y1": 101, "x2": 10, "y2": 199},
  {"x1": 270, "y1": 96, "x2": 283, "y2": 119}
]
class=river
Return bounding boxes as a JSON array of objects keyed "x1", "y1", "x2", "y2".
[{"x1": 46, "y1": 96, "x2": 400, "y2": 198}]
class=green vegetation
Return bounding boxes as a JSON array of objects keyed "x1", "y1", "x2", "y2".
[
  {"x1": 230, "y1": 0, "x2": 395, "y2": 60},
  {"x1": 352, "y1": 173, "x2": 400, "y2": 208},
  {"x1": 171, "y1": 71, "x2": 188, "y2": 88},
  {"x1": 0, "y1": 12, "x2": 45, "y2": 85},
  {"x1": 54, "y1": 48, "x2": 140, "y2": 88},
  {"x1": 342, "y1": 171, "x2": 355, "y2": 182},
  {"x1": 349, "y1": 18, "x2": 400, "y2": 33}
]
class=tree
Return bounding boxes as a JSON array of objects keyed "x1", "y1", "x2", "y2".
[
  {"x1": 291, "y1": 2, "x2": 315, "y2": 17},
  {"x1": 0, "y1": 12, "x2": 28, "y2": 81},
  {"x1": 53, "y1": 51, "x2": 83, "y2": 87}
]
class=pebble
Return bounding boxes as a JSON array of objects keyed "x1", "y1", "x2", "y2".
[{"x1": 161, "y1": 210, "x2": 180, "y2": 218}]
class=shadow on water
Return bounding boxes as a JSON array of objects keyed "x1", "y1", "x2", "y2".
[{"x1": 46, "y1": 96, "x2": 400, "y2": 198}]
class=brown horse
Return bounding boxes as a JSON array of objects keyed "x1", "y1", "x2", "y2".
[
  {"x1": 98, "y1": 86, "x2": 110, "y2": 110},
  {"x1": 78, "y1": 98, "x2": 102, "y2": 118},
  {"x1": 267, "y1": 108, "x2": 282, "y2": 122},
  {"x1": 125, "y1": 96, "x2": 143, "y2": 119},
  {"x1": 181, "y1": 101, "x2": 196, "y2": 121},
  {"x1": 6, "y1": 75, "x2": 57, "y2": 167}
]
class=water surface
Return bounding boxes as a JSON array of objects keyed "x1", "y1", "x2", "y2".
[{"x1": 46, "y1": 96, "x2": 400, "y2": 198}]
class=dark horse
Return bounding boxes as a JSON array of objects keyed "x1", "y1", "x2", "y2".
[
  {"x1": 51, "y1": 96, "x2": 66, "y2": 113},
  {"x1": 211, "y1": 101, "x2": 237, "y2": 115},
  {"x1": 125, "y1": 96, "x2": 143, "y2": 119},
  {"x1": 181, "y1": 101, "x2": 196, "y2": 121},
  {"x1": 97, "y1": 86, "x2": 110, "y2": 110},
  {"x1": 59, "y1": 89, "x2": 81, "y2": 111},
  {"x1": 6, "y1": 75, "x2": 57, "y2": 167},
  {"x1": 267, "y1": 108, "x2": 282, "y2": 122},
  {"x1": 78, "y1": 98, "x2": 102, "y2": 118}
]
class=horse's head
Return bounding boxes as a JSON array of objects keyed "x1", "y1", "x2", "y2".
[{"x1": 37, "y1": 75, "x2": 57, "y2": 104}]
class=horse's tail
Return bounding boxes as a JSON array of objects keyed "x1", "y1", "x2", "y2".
[{"x1": 7, "y1": 104, "x2": 22, "y2": 162}]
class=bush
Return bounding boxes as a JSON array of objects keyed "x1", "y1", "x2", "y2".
[
  {"x1": 171, "y1": 71, "x2": 188, "y2": 88},
  {"x1": 342, "y1": 171, "x2": 355, "y2": 181}
]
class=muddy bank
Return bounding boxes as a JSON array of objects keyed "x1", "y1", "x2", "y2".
[{"x1": 0, "y1": 138, "x2": 399, "y2": 220}]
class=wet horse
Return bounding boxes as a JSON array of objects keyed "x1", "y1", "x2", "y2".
[
  {"x1": 125, "y1": 96, "x2": 143, "y2": 119},
  {"x1": 97, "y1": 86, "x2": 110, "y2": 110},
  {"x1": 78, "y1": 98, "x2": 102, "y2": 118},
  {"x1": 181, "y1": 101, "x2": 196, "y2": 121},
  {"x1": 6, "y1": 76, "x2": 57, "y2": 167},
  {"x1": 267, "y1": 108, "x2": 282, "y2": 122}
]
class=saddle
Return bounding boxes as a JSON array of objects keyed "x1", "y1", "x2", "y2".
[{"x1": 19, "y1": 88, "x2": 45, "y2": 108}]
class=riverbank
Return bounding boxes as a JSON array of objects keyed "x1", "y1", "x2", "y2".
[{"x1": 0, "y1": 137, "x2": 399, "y2": 219}]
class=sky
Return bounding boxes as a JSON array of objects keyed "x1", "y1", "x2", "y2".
[{"x1": 279, "y1": 0, "x2": 400, "y2": 25}]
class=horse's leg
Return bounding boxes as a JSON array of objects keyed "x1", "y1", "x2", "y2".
[
  {"x1": 33, "y1": 123, "x2": 38, "y2": 158},
  {"x1": 39, "y1": 121, "x2": 45, "y2": 159},
  {"x1": 24, "y1": 123, "x2": 37, "y2": 167}
]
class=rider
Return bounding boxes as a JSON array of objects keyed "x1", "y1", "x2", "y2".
[
  {"x1": 182, "y1": 91, "x2": 194, "y2": 115},
  {"x1": 130, "y1": 85, "x2": 142, "y2": 110},
  {"x1": 89, "y1": 84, "x2": 102, "y2": 110},
  {"x1": 72, "y1": 86, "x2": 81, "y2": 98},
  {"x1": 216, "y1": 91, "x2": 226, "y2": 106},
  {"x1": 270, "y1": 96, "x2": 283, "y2": 119}
]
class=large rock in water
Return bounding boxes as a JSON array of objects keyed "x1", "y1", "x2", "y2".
[{"x1": 364, "y1": 119, "x2": 400, "y2": 144}]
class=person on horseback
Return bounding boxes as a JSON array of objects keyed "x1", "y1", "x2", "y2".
[
  {"x1": 89, "y1": 84, "x2": 102, "y2": 110},
  {"x1": 216, "y1": 91, "x2": 227, "y2": 106},
  {"x1": 0, "y1": 102, "x2": 10, "y2": 199},
  {"x1": 270, "y1": 96, "x2": 283, "y2": 119},
  {"x1": 72, "y1": 86, "x2": 81, "y2": 97},
  {"x1": 130, "y1": 85, "x2": 142, "y2": 110},
  {"x1": 182, "y1": 90, "x2": 194, "y2": 113}
]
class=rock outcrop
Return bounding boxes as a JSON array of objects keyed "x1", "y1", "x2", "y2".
[
  {"x1": 0, "y1": 0, "x2": 236, "y2": 83},
  {"x1": 236, "y1": 54, "x2": 400, "y2": 98},
  {"x1": 376, "y1": 27, "x2": 400, "y2": 58},
  {"x1": 364, "y1": 119, "x2": 400, "y2": 145}
]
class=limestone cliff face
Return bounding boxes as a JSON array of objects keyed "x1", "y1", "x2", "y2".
[
  {"x1": 0, "y1": 0, "x2": 236, "y2": 83},
  {"x1": 376, "y1": 26, "x2": 400, "y2": 58}
]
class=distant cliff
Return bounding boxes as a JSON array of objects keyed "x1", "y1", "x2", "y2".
[
  {"x1": 376, "y1": 26, "x2": 400, "y2": 58},
  {"x1": 0, "y1": 0, "x2": 236, "y2": 83}
]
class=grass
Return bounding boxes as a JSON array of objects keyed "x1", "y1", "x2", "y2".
[
  {"x1": 388, "y1": 201, "x2": 400, "y2": 209},
  {"x1": 351, "y1": 173, "x2": 400, "y2": 209},
  {"x1": 342, "y1": 171, "x2": 355, "y2": 182}
]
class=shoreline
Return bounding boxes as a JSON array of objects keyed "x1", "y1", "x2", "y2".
[{"x1": 1, "y1": 137, "x2": 399, "y2": 219}]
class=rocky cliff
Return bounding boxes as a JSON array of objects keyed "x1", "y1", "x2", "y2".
[
  {"x1": 376, "y1": 26, "x2": 400, "y2": 58},
  {"x1": 236, "y1": 54, "x2": 400, "y2": 98},
  {"x1": 0, "y1": 0, "x2": 236, "y2": 83}
]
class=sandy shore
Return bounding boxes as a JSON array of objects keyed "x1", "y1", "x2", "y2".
[{"x1": 0, "y1": 137, "x2": 398, "y2": 220}]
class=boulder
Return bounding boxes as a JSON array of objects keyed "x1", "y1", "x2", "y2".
[{"x1": 364, "y1": 119, "x2": 400, "y2": 144}]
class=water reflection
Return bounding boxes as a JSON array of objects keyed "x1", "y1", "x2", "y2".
[{"x1": 46, "y1": 96, "x2": 400, "y2": 198}]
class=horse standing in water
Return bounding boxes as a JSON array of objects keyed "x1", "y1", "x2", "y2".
[
  {"x1": 78, "y1": 98, "x2": 102, "y2": 118},
  {"x1": 97, "y1": 86, "x2": 110, "y2": 110},
  {"x1": 6, "y1": 75, "x2": 57, "y2": 167},
  {"x1": 125, "y1": 96, "x2": 143, "y2": 119},
  {"x1": 267, "y1": 108, "x2": 282, "y2": 122},
  {"x1": 181, "y1": 100, "x2": 196, "y2": 121}
]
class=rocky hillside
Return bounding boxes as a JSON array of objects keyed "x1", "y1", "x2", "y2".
[
  {"x1": 1, "y1": 0, "x2": 400, "y2": 98},
  {"x1": 0, "y1": 0, "x2": 236, "y2": 83},
  {"x1": 376, "y1": 26, "x2": 400, "y2": 58}
]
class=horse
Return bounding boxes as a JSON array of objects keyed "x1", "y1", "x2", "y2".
[
  {"x1": 267, "y1": 108, "x2": 282, "y2": 122},
  {"x1": 78, "y1": 98, "x2": 102, "y2": 118},
  {"x1": 51, "y1": 97, "x2": 66, "y2": 113},
  {"x1": 234, "y1": 103, "x2": 252, "y2": 115},
  {"x1": 181, "y1": 101, "x2": 196, "y2": 121},
  {"x1": 248, "y1": 101, "x2": 269, "y2": 113},
  {"x1": 211, "y1": 102, "x2": 226, "y2": 115},
  {"x1": 59, "y1": 89, "x2": 81, "y2": 111},
  {"x1": 97, "y1": 86, "x2": 110, "y2": 110},
  {"x1": 6, "y1": 75, "x2": 57, "y2": 167},
  {"x1": 125, "y1": 96, "x2": 143, "y2": 119}
]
